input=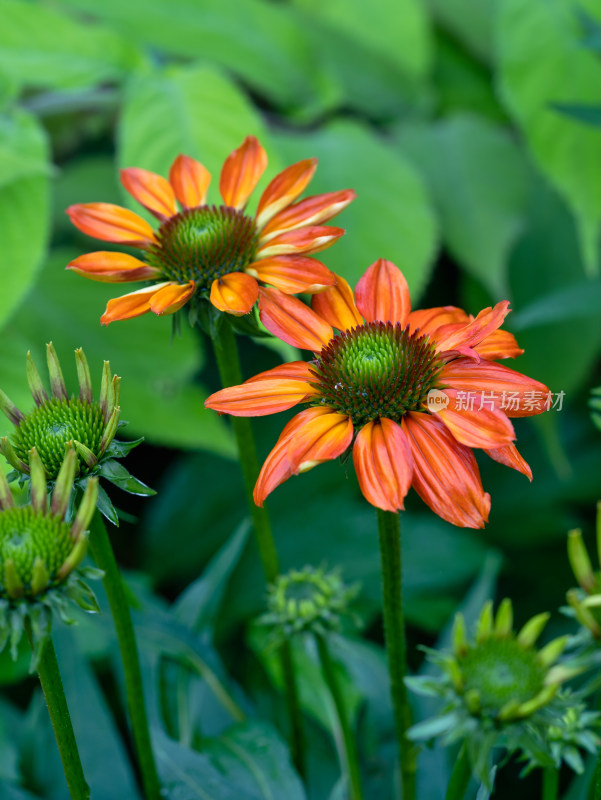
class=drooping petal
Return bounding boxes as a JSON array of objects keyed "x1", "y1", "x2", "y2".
[
  {"x1": 352, "y1": 418, "x2": 413, "y2": 511},
  {"x1": 100, "y1": 283, "x2": 171, "y2": 325},
  {"x1": 403, "y1": 412, "x2": 490, "y2": 528},
  {"x1": 67, "y1": 203, "x2": 156, "y2": 247},
  {"x1": 441, "y1": 358, "x2": 550, "y2": 417},
  {"x1": 259, "y1": 287, "x2": 333, "y2": 351},
  {"x1": 120, "y1": 167, "x2": 177, "y2": 220},
  {"x1": 244, "y1": 361, "x2": 317, "y2": 384},
  {"x1": 256, "y1": 226, "x2": 344, "y2": 258},
  {"x1": 255, "y1": 158, "x2": 317, "y2": 229},
  {"x1": 485, "y1": 443, "x2": 532, "y2": 481},
  {"x1": 66, "y1": 251, "x2": 161, "y2": 283},
  {"x1": 435, "y1": 392, "x2": 516, "y2": 448},
  {"x1": 475, "y1": 329, "x2": 524, "y2": 360},
  {"x1": 169, "y1": 154, "x2": 211, "y2": 209},
  {"x1": 435, "y1": 301, "x2": 510, "y2": 353},
  {"x1": 210, "y1": 272, "x2": 259, "y2": 316},
  {"x1": 260, "y1": 189, "x2": 356, "y2": 241},
  {"x1": 219, "y1": 135, "x2": 267, "y2": 210},
  {"x1": 149, "y1": 281, "x2": 195, "y2": 315},
  {"x1": 246, "y1": 255, "x2": 335, "y2": 294},
  {"x1": 311, "y1": 275, "x2": 364, "y2": 331},
  {"x1": 354, "y1": 258, "x2": 411, "y2": 326},
  {"x1": 408, "y1": 306, "x2": 469, "y2": 337},
  {"x1": 205, "y1": 378, "x2": 319, "y2": 416}
]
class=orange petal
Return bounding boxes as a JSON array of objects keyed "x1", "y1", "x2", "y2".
[
  {"x1": 100, "y1": 283, "x2": 171, "y2": 326},
  {"x1": 66, "y1": 251, "x2": 161, "y2": 283},
  {"x1": 485, "y1": 443, "x2": 532, "y2": 481},
  {"x1": 149, "y1": 281, "x2": 195, "y2": 315},
  {"x1": 311, "y1": 275, "x2": 363, "y2": 331},
  {"x1": 354, "y1": 259, "x2": 411, "y2": 326},
  {"x1": 210, "y1": 272, "x2": 259, "y2": 316},
  {"x1": 246, "y1": 255, "x2": 335, "y2": 294},
  {"x1": 244, "y1": 361, "x2": 316, "y2": 384},
  {"x1": 352, "y1": 418, "x2": 413, "y2": 511},
  {"x1": 120, "y1": 167, "x2": 177, "y2": 221},
  {"x1": 259, "y1": 287, "x2": 333, "y2": 351},
  {"x1": 219, "y1": 135, "x2": 267, "y2": 210},
  {"x1": 403, "y1": 412, "x2": 490, "y2": 528},
  {"x1": 255, "y1": 158, "x2": 317, "y2": 229},
  {"x1": 408, "y1": 306, "x2": 470, "y2": 337},
  {"x1": 435, "y1": 393, "x2": 516, "y2": 449},
  {"x1": 67, "y1": 203, "x2": 156, "y2": 247},
  {"x1": 441, "y1": 358, "x2": 550, "y2": 417},
  {"x1": 169, "y1": 154, "x2": 211, "y2": 209},
  {"x1": 256, "y1": 226, "x2": 344, "y2": 258},
  {"x1": 260, "y1": 189, "x2": 356, "y2": 241},
  {"x1": 475, "y1": 329, "x2": 524, "y2": 360},
  {"x1": 435, "y1": 301, "x2": 510, "y2": 354},
  {"x1": 254, "y1": 406, "x2": 336, "y2": 505},
  {"x1": 205, "y1": 379, "x2": 319, "y2": 416}
]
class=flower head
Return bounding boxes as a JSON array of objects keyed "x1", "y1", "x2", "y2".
[
  {"x1": 0, "y1": 448, "x2": 100, "y2": 664},
  {"x1": 66, "y1": 136, "x2": 355, "y2": 323},
  {"x1": 205, "y1": 259, "x2": 549, "y2": 528},
  {"x1": 0, "y1": 344, "x2": 154, "y2": 524}
]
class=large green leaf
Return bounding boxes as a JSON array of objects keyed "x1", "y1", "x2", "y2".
[
  {"x1": 0, "y1": 0, "x2": 144, "y2": 91},
  {"x1": 398, "y1": 114, "x2": 529, "y2": 296},
  {"x1": 497, "y1": 0, "x2": 601, "y2": 275},
  {"x1": 427, "y1": 0, "x2": 495, "y2": 62},
  {"x1": 272, "y1": 121, "x2": 438, "y2": 298},
  {"x1": 0, "y1": 111, "x2": 50, "y2": 329}
]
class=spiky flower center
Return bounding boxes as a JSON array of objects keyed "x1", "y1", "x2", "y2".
[
  {"x1": 461, "y1": 639, "x2": 546, "y2": 716},
  {"x1": 147, "y1": 205, "x2": 259, "y2": 292},
  {"x1": 12, "y1": 399, "x2": 106, "y2": 478},
  {"x1": 310, "y1": 322, "x2": 442, "y2": 427},
  {"x1": 266, "y1": 568, "x2": 353, "y2": 635},
  {"x1": 0, "y1": 507, "x2": 72, "y2": 598}
]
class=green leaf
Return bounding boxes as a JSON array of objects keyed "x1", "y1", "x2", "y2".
[
  {"x1": 511, "y1": 279, "x2": 601, "y2": 329},
  {"x1": 398, "y1": 114, "x2": 529, "y2": 296},
  {"x1": 99, "y1": 459, "x2": 156, "y2": 496},
  {"x1": 272, "y1": 120, "x2": 438, "y2": 298},
  {"x1": 95, "y1": 483, "x2": 120, "y2": 526},
  {"x1": 497, "y1": 0, "x2": 601, "y2": 275},
  {"x1": 105, "y1": 436, "x2": 145, "y2": 459},
  {"x1": 0, "y1": 0, "x2": 145, "y2": 92},
  {"x1": 551, "y1": 102, "x2": 601, "y2": 128},
  {"x1": 0, "y1": 111, "x2": 50, "y2": 329},
  {"x1": 427, "y1": 0, "x2": 495, "y2": 61}
]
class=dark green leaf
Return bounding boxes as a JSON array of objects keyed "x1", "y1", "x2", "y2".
[
  {"x1": 512, "y1": 279, "x2": 601, "y2": 330},
  {"x1": 99, "y1": 459, "x2": 156, "y2": 496},
  {"x1": 104, "y1": 436, "x2": 145, "y2": 459},
  {"x1": 95, "y1": 483, "x2": 120, "y2": 527},
  {"x1": 551, "y1": 102, "x2": 601, "y2": 127}
]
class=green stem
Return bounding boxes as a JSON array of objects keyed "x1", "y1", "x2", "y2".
[
  {"x1": 542, "y1": 767, "x2": 559, "y2": 800},
  {"x1": 316, "y1": 634, "x2": 363, "y2": 800},
  {"x1": 445, "y1": 745, "x2": 471, "y2": 800},
  {"x1": 210, "y1": 320, "x2": 305, "y2": 776},
  {"x1": 593, "y1": 753, "x2": 601, "y2": 800},
  {"x1": 89, "y1": 513, "x2": 161, "y2": 800},
  {"x1": 27, "y1": 627, "x2": 89, "y2": 799},
  {"x1": 377, "y1": 508, "x2": 416, "y2": 800}
]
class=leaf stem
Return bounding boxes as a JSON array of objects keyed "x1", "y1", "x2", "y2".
[
  {"x1": 445, "y1": 744, "x2": 471, "y2": 800},
  {"x1": 542, "y1": 767, "x2": 559, "y2": 800}
]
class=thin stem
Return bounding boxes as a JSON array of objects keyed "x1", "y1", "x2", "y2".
[
  {"x1": 316, "y1": 634, "x2": 363, "y2": 800},
  {"x1": 209, "y1": 320, "x2": 305, "y2": 776},
  {"x1": 27, "y1": 627, "x2": 89, "y2": 799},
  {"x1": 542, "y1": 767, "x2": 559, "y2": 800},
  {"x1": 593, "y1": 753, "x2": 601, "y2": 800},
  {"x1": 377, "y1": 508, "x2": 416, "y2": 800},
  {"x1": 445, "y1": 745, "x2": 471, "y2": 800},
  {"x1": 89, "y1": 513, "x2": 161, "y2": 800}
]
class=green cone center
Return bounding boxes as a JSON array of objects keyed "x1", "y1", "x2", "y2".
[
  {"x1": 461, "y1": 638, "x2": 546, "y2": 716},
  {"x1": 147, "y1": 205, "x2": 259, "y2": 292},
  {"x1": 310, "y1": 321, "x2": 442, "y2": 427},
  {"x1": 0, "y1": 507, "x2": 72, "y2": 598},
  {"x1": 12, "y1": 398, "x2": 106, "y2": 479}
]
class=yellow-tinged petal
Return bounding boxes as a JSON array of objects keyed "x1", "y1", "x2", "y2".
[
  {"x1": 100, "y1": 283, "x2": 171, "y2": 326},
  {"x1": 210, "y1": 272, "x2": 259, "y2": 316},
  {"x1": 120, "y1": 167, "x2": 177, "y2": 220},
  {"x1": 246, "y1": 255, "x2": 335, "y2": 294},
  {"x1": 67, "y1": 203, "x2": 156, "y2": 247},
  {"x1": 219, "y1": 135, "x2": 267, "y2": 210},
  {"x1": 256, "y1": 225, "x2": 344, "y2": 258},
  {"x1": 169, "y1": 154, "x2": 211, "y2": 209},
  {"x1": 260, "y1": 189, "x2": 356, "y2": 241},
  {"x1": 255, "y1": 158, "x2": 317, "y2": 229},
  {"x1": 150, "y1": 281, "x2": 195, "y2": 315},
  {"x1": 205, "y1": 378, "x2": 319, "y2": 416},
  {"x1": 311, "y1": 275, "x2": 363, "y2": 331},
  {"x1": 67, "y1": 251, "x2": 161, "y2": 283}
]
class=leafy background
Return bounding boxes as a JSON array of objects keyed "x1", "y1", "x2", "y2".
[{"x1": 1, "y1": 0, "x2": 601, "y2": 798}]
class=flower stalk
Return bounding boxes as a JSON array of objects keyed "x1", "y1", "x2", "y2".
[{"x1": 444, "y1": 745, "x2": 471, "y2": 800}]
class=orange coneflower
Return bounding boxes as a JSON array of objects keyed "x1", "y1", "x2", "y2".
[
  {"x1": 66, "y1": 137, "x2": 355, "y2": 324},
  {"x1": 205, "y1": 259, "x2": 550, "y2": 528}
]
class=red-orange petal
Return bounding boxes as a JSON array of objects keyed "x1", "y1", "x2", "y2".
[
  {"x1": 244, "y1": 361, "x2": 316, "y2": 384},
  {"x1": 485, "y1": 443, "x2": 532, "y2": 481},
  {"x1": 259, "y1": 287, "x2": 333, "y2": 351},
  {"x1": 219, "y1": 135, "x2": 267, "y2": 210},
  {"x1": 256, "y1": 226, "x2": 344, "y2": 258},
  {"x1": 246, "y1": 255, "x2": 335, "y2": 294},
  {"x1": 169, "y1": 155, "x2": 211, "y2": 209},
  {"x1": 66, "y1": 251, "x2": 161, "y2": 283},
  {"x1": 435, "y1": 301, "x2": 510, "y2": 354},
  {"x1": 260, "y1": 190, "x2": 356, "y2": 241},
  {"x1": 352, "y1": 418, "x2": 413, "y2": 512},
  {"x1": 402, "y1": 412, "x2": 490, "y2": 528},
  {"x1": 311, "y1": 275, "x2": 364, "y2": 331},
  {"x1": 120, "y1": 167, "x2": 177, "y2": 221},
  {"x1": 441, "y1": 358, "x2": 550, "y2": 418},
  {"x1": 475, "y1": 329, "x2": 524, "y2": 360},
  {"x1": 67, "y1": 203, "x2": 156, "y2": 247},
  {"x1": 354, "y1": 258, "x2": 411, "y2": 326},
  {"x1": 435, "y1": 394, "x2": 516, "y2": 449},
  {"x1": 210, "y1": 272, "x2": 259, "y2": 316},
  {"x1": 255, "y1": 158, "x2": 317, "y2": 229},
  {"x1": 205, "y1": 379, "x2": 319, "y2": 416},
  {"x1": 100, "y1": 283, "x2": 171, "y2": 326},
  {"x1": 408, "y1": 306, "x2": 469, "y2": 337},
  {"x1": 288, "y1": 410, "x2": 353, "y2": 473},
  {"x1": 149, "y1": 281, "x2": 195, "y2": 315}
]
